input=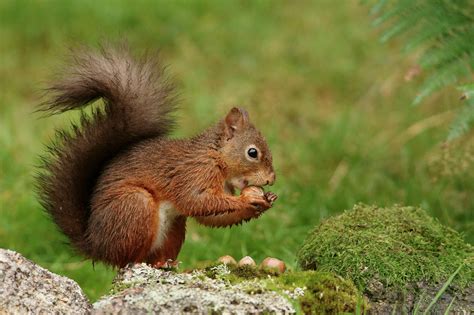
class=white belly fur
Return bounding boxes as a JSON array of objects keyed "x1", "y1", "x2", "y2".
[{"x1": 150, "y1": 200, "x2": 179, "y2": 252}]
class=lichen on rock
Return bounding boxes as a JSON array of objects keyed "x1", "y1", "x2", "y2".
[
  {"x1": 93, "y1": 263, "x2": 296, "y2": 314},
  {"x1": 93, "y1": 262, "x2": 368, "y2": 314}
]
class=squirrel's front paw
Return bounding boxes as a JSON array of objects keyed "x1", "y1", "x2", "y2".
[{"x1": 241, "y1": 186, "x2": 272, "y2": 212}]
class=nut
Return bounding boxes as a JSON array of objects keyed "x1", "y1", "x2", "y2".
[
  {"x1": 260, "y1": 257, "x2": 286, "y2": 274},
  {"x1": 217, "y1": 255, "x2": 237, "y2": 265},
  {"x1": 241, "y1": 186, "x2": 265, "y2": 198},
  {"x1": 238, "y1": 256, "x2": 256, "y2": 267}
]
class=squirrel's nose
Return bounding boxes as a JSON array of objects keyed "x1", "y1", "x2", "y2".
[{"x1": 267, "y1": 172, "x2": 276, "y2": 186}]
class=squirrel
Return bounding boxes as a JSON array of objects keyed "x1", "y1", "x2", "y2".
[{"x1": 37, "y1": 46, "x2": 277, "y2": 268}]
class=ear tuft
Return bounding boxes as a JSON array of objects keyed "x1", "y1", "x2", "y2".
[{"x1": 224, "y1": 107, "x2": 249, "y2": 139}]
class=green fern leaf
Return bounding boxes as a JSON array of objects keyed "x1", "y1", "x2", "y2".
[{"x1": 369, "y1": 0, "x2": 474, "y2": 137}]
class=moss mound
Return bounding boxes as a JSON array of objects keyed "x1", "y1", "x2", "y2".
[{"x1": 297, "y1": 204, "x2": 473, "y2": 290}]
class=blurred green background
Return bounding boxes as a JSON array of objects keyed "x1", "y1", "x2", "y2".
[{"x1": 1, "y1": 0, "x2": 472, "y2": 301}]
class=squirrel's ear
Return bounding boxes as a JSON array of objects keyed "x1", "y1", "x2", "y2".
[{"x1": 224, "y1": 107, "x2": 249, "y2": 139}]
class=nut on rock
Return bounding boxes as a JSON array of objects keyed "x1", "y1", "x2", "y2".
[
  {"x1": 260, "y1": 257, "x2": 286, "y2": 274},
  {"x1": 238, "y1": 256, "x2": 256, "y2": 267},
  {"x1": 218, "y1": 255, "x2": 237, "y2": 265}
]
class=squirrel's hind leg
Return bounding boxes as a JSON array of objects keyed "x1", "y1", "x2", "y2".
[
  {"x1": 86, "y1": 185, "x2": 159, "y2": 267},
  {"x1": 146, "y1": 216, "x2": 186, "y2": 268}
]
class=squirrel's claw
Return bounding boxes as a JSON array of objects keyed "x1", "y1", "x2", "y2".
[
  {"x1": 151, "y1": 259, "x2": 180, "y2": 269},
  {"x1": 265, "y1": 192, "x2": 278, "y2": 205}
]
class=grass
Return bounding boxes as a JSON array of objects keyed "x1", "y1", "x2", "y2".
[
  {"x1": 423, "y1": 263, "x2": 464, "y2": 315},
  {"x1": 1, "y1": 0, "x2": 473, "y2": 301}
]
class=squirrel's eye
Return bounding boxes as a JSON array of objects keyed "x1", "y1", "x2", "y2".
[{"x1": 247, "y1": 147, "x2": 258, "y2": 159}]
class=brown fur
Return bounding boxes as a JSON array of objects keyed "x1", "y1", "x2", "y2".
[
  {"x1": 37, "y1": 46, "x2": 275, "y2": 268},
  {"x1": 146, "y1": 216, "x2": 186, "y2": 266}
]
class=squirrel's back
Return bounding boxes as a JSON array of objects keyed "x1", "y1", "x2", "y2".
[{"x1": 37, "y1": 46, "x2": 177, "y2": 255}]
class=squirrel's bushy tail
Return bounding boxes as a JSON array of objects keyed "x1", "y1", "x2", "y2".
[{"x1": 37, "y1": 46, "x2": 177, "y2": 255}]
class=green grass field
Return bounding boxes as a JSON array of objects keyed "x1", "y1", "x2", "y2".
[{"x1": 1, "y1": 0, "x2": 473, "y2": 301}]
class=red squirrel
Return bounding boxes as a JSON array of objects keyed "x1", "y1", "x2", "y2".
[{"x1": 37, "y1": 46, "x2": 277, "y2": 268}]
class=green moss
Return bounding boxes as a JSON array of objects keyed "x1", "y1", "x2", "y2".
[
  {"x1": 108, "y1": 281, "x2": 136, "y2": 295},
  {"x1": 231, "y1": 265, "x2": 280, "y2": 279},
  {"x1": 297, "y1": 204, "x2": 474, "y2": 290},
  {"x1": 277, "y1": 271, "x2": 369, "y2": 314},
  {"x1": 201, "y1": 263, "x2": 279, "y2": 283}
]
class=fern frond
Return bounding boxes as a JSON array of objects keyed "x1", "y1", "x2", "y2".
[
  {"x1": 369, "y1": 0, "x2": 474, "y2": 138},
  {"x1": 448, "y1": 84, "x2": 474, "y2": 140},
  {"x1": 415, "y1": 61, "x2": 470, "y2": 105}
]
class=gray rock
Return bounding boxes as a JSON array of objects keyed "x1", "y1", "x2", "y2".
[
  {"x1": 0, "y1": 249, "x2": 91, "y2": 314},
  {"x1": 366, "y1": 278, "x2": 474, "y2": 314},
  {"x1": 93, "y1": 263, "x2": 295, "y2": 314}
]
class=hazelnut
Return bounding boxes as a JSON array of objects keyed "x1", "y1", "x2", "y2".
[
  {"x1": 241, "y1": 186, "x2": 264, "y2": 198},
  {"x1": 217, "y1": 255, "x2": 237, "y2": 265},
  {"x1": 238, "y1": 256, "x2": 256, "y2": 267},
  {"x1": 260, "y1": 257, "x2": 286, "y2": 274}
]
